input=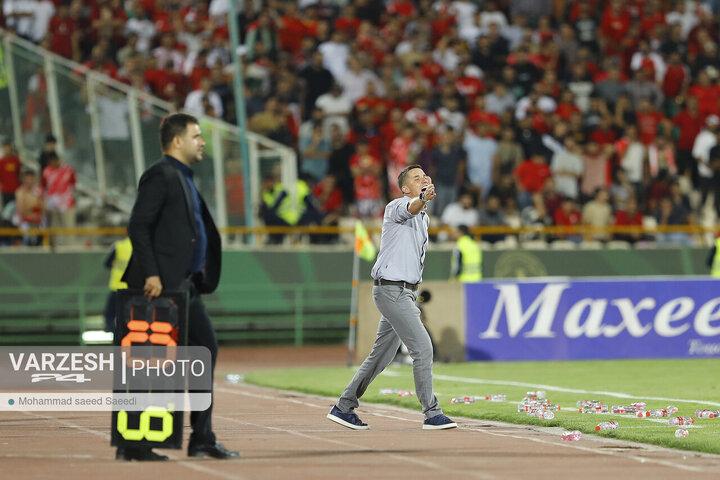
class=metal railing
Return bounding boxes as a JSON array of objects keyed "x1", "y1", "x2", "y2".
[
  {"x1": 0, "y1": 224, "x2": 716, "y2": 247},
  {"x1": 0, "y1": 30, "x2": 297, "y2": 231}
]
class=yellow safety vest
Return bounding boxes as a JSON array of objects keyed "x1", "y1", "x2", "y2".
[
  {"x1": 262, "y1": 183, "x2": 286, "y2": 209},
  {"x1": 712, "y1": 238, "x2": 720, "y2": 278},
  {"x1": 277, "y1": 180, "x2": 310, "y2": 226},
  {"x1": 0, "y1": 44, "x2": 8, "y2": 89},
  {"x1": 454, "y1": 235, "x2": 482, "y2": 282},
  {"x1": 108, "y1": 237, "x2": 132, "y2": 291}
]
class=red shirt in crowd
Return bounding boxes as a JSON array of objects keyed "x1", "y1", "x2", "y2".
[
  {"x1": 687, "y1": 83, "x2": 720, "y2": 116},
  {"x1": 600, "y1": 5, "x2": 631, "y2": 44},
  {"x1": 0, "y1": 154, "x2": 21, "y2": 194},
  {"x1": 48, "y1": 15, "x2": 76, "y2": 59},
  {"x1": 42, "y1": 163, "x2": 76, "y2": 211},
  {"x1": 614, "y1": 209, "x2": 643, "y2": 226},
  {"x1": 554, "y1": 207, "x2": 581, "y2": 227},
  {"x1": 349, "y1": 153, "x2": 382, "y2": 201},
  {"x1": 672, "y1": 108, "x2": 705, "y2": 151},
  {"x1": 639, "y1": 12, "x2": 665, "y2": 37},
  {"x1": 278, "y1": 14, "x2": 309, "y2": 54},
  {"x1": 514, "y1": 159, "x2": 552, "y2": 194},
  {"x1": 636, "y1": 110, "x2": 665, "y2": 145},
  {"x1": 555, "y1": 101, "x2": 580, "y2": 121},
  {"x1": 387, "y1": 0, "x2": 416, "y2": 18},
  {"x1": 312, "y1": 182, "x2": 343, "y2": 213},
  {"x1": 589, "y1": 127, "x2": 617, "y2": 146},
  {"x1": 662, "y1": 64, "x2": 687, "y2": 99},
  {"x1": 455, "y1": 76, "x2": 485, "y2": 106},
  {"x1": 334, "y1": 16, "x2": 360, "y2": 36},
  {"x1": 467, "y1": 110, "x2": 500, "y2": 136}
]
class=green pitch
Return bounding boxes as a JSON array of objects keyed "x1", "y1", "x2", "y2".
[{"x1": 243, "y1": 357, "x2": 720, "y2": 455}]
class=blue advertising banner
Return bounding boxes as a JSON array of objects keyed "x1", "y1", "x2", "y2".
[{"x1": 465, "y1": 278, "x2": 720, "y2": 361}]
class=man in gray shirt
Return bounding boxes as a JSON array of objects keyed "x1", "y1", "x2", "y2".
[{"x1": 327, "y1": 165, "x2": 457, "y2": 431}]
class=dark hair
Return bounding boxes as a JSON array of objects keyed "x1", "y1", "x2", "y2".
[
  {"x1": 46, "y1": 152, "x2": 60, "y2": 163},
  {"x1": 458, "y1": 224, "x2": 470, "y2": 236},
  {"x1": 159, "y1": 113, "x2": 199, "y2": 151},
  {"x1": 397, "y1": 164, "x2": 422, "y2": 192}
]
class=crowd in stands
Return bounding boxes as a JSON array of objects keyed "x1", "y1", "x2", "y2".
[
  {"x1": 5, "y1": 0, "x2": 720, "y2": 246},
  {"x1": 0, "y1": 134, "x2": 77, "y2": 246}
]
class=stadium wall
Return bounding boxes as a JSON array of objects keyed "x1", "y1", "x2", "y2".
[{"x1": 0, "y1": 247, "x2": 711, "y2": 291}]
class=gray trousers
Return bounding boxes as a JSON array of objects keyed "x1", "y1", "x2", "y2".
[{"x1": 337, "y1": 285, "x2": 442, "y2": 419}]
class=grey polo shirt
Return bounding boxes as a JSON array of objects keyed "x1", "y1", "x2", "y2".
[{"x1": 370, "y1": 197, "x2": 429, "y2": 284}]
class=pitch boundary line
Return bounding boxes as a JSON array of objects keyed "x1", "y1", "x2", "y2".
[
  {"x1": 380, "y1": 371, "x2": 720, "y2": 407},
  {"x1": 17, "y1": 411, "x2": 244, "y2": 479},
  {"x1": 223, "y1": 383, "x2": 720, "y2": 474},
  {"x1": 214, "y1": 388, "x2": 497, "y2": 480}
]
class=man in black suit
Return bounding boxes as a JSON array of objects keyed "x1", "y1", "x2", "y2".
[{"x1": 118, "y1": 113, "x2": 239, "y2": 461}]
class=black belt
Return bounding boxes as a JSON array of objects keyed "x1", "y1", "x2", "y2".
[{"x1": 374, "y1": 279, "x2": 419, "y2": 291}]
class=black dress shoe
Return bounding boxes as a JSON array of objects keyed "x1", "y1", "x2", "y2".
[
  {"x1": 187, "y1": 441, "x2": 240, "y2": 459},
  {"x1": 116, "y1": 447, "x2": 169, "y2": 461}
]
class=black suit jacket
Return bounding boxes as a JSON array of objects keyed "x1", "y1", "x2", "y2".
[{"x1": 122, "y1": 156, "x2": 221, "y2": 294}]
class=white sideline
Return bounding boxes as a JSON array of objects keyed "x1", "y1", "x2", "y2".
[
  {"x1": 381, "y1": 371, "x2": 720, "y2": 407},
  {"x1": 218, "y1": 384, "x2": 720, "y2": 474}
]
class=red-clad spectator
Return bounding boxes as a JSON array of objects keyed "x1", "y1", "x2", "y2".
[
  {"x1": 555, "y1": 90, "x2": 580, "y2": 121},
  {"x1": 308, "y1": 173, "x2": 344, "y2": 244},
  {"x1": 430, "y1": 10, "x2": 456, "y2": 46},
  {"x1": 638, "y1": 0, "x2": 666, "y2": 37},
  {"x1": 672, "y1": 96, "x2": 705, "y2": 176},
  {"x1": 662, "y1": 52, "x2": 688, "y2": 99},
  {"x1": 349, "y1": 141, "x2": 383, "y2": 218},
  {"x1": 379, "y1": 108, "x2": 405, "y2": 156},
  {"x1": 588, "y1": 116, "x2": 618, "y2": 146},
  {"x1": 277, "y1": 4, "x2": 313, "y2": 55},
  {"x1": 0, "y1": 140, "x2": 21, "y2": 206},
  {"x1": 514, "y1": 154, "x2": 552, "y2": 195},
  {"x1": 635, "y1": 98, "x2": 666, "y2": 145},
  {"x1": 467, "y1": 96, "x2": 500, "y2": 137},
  {"x1": 41, "y1": 152, "x2": 76, "y2": 245},
  {"x1": 613, "y1": 197, "x2": 644, "y2": 243},
  {"x1": 47, "y1": 3, "x2": 76, "y2": 59},
  {"x1": 144, "y1": 61, "x2": 185, "y2": 100},
  {"x1": 420, "y1": 53, "x2": 445, "y2": 87},
  {"x1": 686, "y1": 69, "x2": 720, "y2": 117},
  {"x1": 387, "y1": 125, "x2": 420, "y2": 198},
  {"x1": 355, "y1": 81, "x2": 388, "y2": 121},
  {"x1": 554, "y1": 198, "x2": 582, "y2": 241},
  {"x1": 542, "y1": 177, "x2": 564, "y2": 218},
  {"x1": 186, "y1": 50, "x2": 211, "y2": 91},
  {"x1": 312, "y1": 174, "x2": 343, "y2": 214},
  {"x1": 455, "y1": 65, "x2": 485, "y2": 107},
  {"x1": 387, "y1": 0, "x2": 416, "y2": 19},
  {"x1": 600, "y1": 0, "x2": 631, "y2": 49},
  {"x1": 334, "y1": 5, "x2": 361, "y2": 37}
]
